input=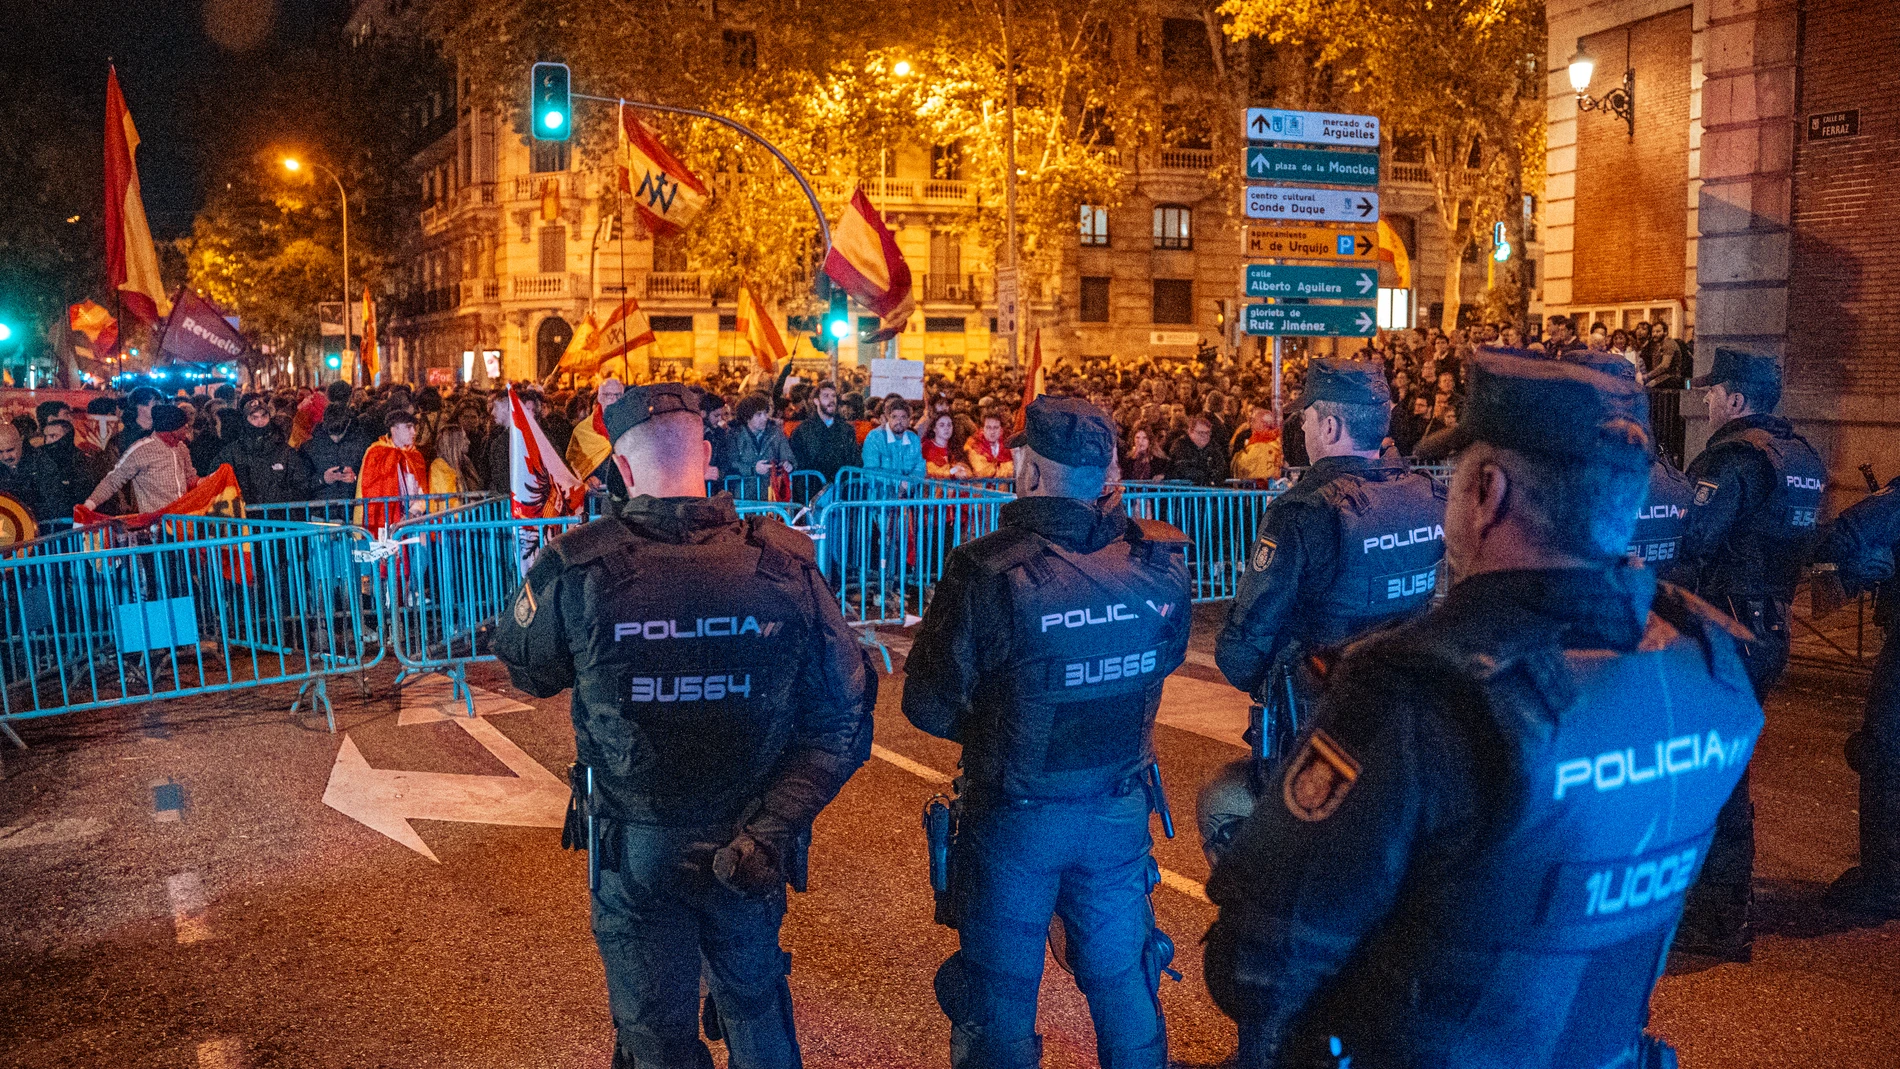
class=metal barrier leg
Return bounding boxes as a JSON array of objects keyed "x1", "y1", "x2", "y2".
[
  {"x1": 293, "y1": 676, "x2": 336, "y2": 733},
  {"x1": 855, "y1": 626, "x2": 894, "y2": 674},
  {"x1": 1, "y1": 719, "x2": 24, "y2": 749},
  {"x1": 447, "y1": 664, "x2": 475, "y2": 718}
]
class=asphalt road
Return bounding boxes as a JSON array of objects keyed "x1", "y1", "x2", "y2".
[{"x1": 1, "y1": 603, "x2": 1895, "y2": 1068}]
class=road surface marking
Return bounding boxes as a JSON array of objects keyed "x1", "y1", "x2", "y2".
[
  {"x1": 197, "y1": 1037, "x2": 245, "y2": 1069},
  {"x1": 871, "y1": 744, "x2": 950, "y2": 784},
  {"x1": 323, "y1": 713, "x2": 566, "y2": 863},
  {"x1": 167, "y1": 871, "x2": 213, "y2": 944},
  {"x1": 0, "y1": 817, "x2": 107, "y2": 851},
  {"x1": 868, "y1": 746, "x2": 1211, "y2": 903},
  {"x1": 397, "y1": 674, "x2": 533, "y2": 725}
]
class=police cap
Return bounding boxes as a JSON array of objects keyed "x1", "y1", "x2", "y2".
[
  {"x1": 1007, "y1": 395, "x2": 1117, "y2": 468},
  {"x1": 603, "y1": 382, "x2": 707, "y2": 443},
  {"x1": 1691, "y1": 346, "x2": 1782, "y2": 390},
  {"x1": 1288, "y1": 358, "x2": 1391, "y2": 415},
  {"x1": 1416, "y1": 353, "x2": 1650, "y2": 471}
]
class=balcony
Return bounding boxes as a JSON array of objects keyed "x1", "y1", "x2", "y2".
[
  {"x1": 1157, "y1": 147, "x2": 1214, "y2": 171},
  {"x1": 920, "y1": 273, "x2": 991, "y2": 304},
  {"x1": 511, "y1": 273, "x2": 574, "y2": 300},
  {"x1": 646, "y1": 271, "x2": 707, "y2": 300},
  {"x1": 819, "y1": 175, "x2": 976, "y2": 206},
  {"x1": 461, "y1": 278, "x2": 500, "y2": 305},
  {"x1": 513, "y1": 173, "x2": 573, "y2": 202},
  {"x1": 1387, "y1": 160, "x2": 1430, "y2": 185}
]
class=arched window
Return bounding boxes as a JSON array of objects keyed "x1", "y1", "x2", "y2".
[{"x1": 1153, "y1": 204, "x2": 1192, "y2": 250}]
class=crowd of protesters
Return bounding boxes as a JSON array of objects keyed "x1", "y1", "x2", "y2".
[{"x1": 0, "y1": 311, "x2": 1694, "y2": 530}]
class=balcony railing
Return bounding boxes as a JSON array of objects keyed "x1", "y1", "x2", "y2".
[
  {"x1": 646, "y1": 271, "x2": 707, "y2": 300},
  {"x1": 818, "y1": 176, "x2": 976, "y2": 205},
  {"x1": 1387, "y1": 161, "x2": 1430, "y2": 184},
  {"x1": 1158, "y1": 147, "x2": 1214, "y2": 171},
  {"x1": 511, "y1": 273, "x2": 573, "y2": 300},
  {"x1": 513, "y1": 173, "x2": 572, "y2": 201},
  {"x1": 920, "y1": 273, "x2": 991, "y2": 304}
]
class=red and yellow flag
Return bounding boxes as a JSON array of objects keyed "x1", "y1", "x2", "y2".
[
  {"x1": 104, "y1": 67, "x2": 171, "y2": 324},
  {"x1": 736, "y1": 286, "x2": 788, "y2": 373},
  {"x1": 617, "y1": 104, "x2": 708, "y2": 237},
  {"x1": 74, "y1": 464, "x2": 244, "y2": 530},
  {"x1": 588, "y1": 297, "x2": 657, "y2": 378},
  {"x1": 70, "y1": 300, "x2": 120, "y2": 353},
  {"x1": 1011, "y1": 330, "x2": 1045, "y2": 437},
  {"x1": 823, "y1": 189, "x2": 914, "y2": 342},
  {"x1": 565, "y1": 403, "x2": 614, "y2": 482},
  {"x1": 1377, "y1": 217, "x2": 1411, "y2": 290},
  {"x1": 360, "y1": 285, "x2": 380, "y2": 383}
]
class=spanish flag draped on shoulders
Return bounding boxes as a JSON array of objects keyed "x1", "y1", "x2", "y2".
[{"x1": 356, "y1": 411, "x2": 429, "y2": 536}]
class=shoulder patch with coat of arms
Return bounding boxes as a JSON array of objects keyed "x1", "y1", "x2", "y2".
[
  {"x1": 1250, "y1": 536, "x2": 1277, "y2": 573},
  {"x1": 1694, "y1": 480, "x2": 1719, "y2": 507},
  {"x1": 1283, "y1": 728, "x2": 1361, "y2": 822},
  {"x1": 513, "y1": 582, "x2": 537, "y2": 627}
]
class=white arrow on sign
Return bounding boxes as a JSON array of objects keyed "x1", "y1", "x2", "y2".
[
  {"x1": 322, "y1": 679, "x2": 565, "y2": 862},
  {"x1": 1355, "y1": 311, "x2": 1375, "y2": 332},
  {"x1": 1354, "y1": 271, "x2": 1376, "y2": 295}
]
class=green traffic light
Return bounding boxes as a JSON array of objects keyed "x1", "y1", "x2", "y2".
[
  {"x1": 0, "y1": 323, "x2": 11, "y2": 342},
  {"x1": 828, "y1": 319, "x2": 851, "y2": 340},
  {"x1": 543, "y1": 110, "x2": 565, "y2": 130}
]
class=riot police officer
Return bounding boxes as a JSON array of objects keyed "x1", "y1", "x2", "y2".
[
  {"x1": 1202, "y1": 354, "x2": 1764, "y2": 1069},
  {"x1": 1559, "y1": 350, "x2": 1695, "y2": 567},
  {"x1": 903, "y1": 395, "x2": 1192, "y2": 1069},
  {"x1": 1211, "y1": 359, "x2": 1444, "y2": 803},
  {"x1": 496, "y1": 382, "x2": 873, "y2": 1069},
  {"x1": 1666, "y1": 347, "x2": 1824, "y2": 961},
  {"x1": 1815, "y1": 474, "x2": 1900, "y2": 918}
]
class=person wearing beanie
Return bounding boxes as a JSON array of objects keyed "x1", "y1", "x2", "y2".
[
  {"x1": 301, "y1": 382, "x2": 375, "y2": 500},
  {"x1": 215, "y1": 395, "x2": 311, "y2": 505},
  {"x1": 85, "y1": 404, "x2": 199, "y2": 514}
]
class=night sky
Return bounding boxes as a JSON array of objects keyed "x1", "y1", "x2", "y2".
[{"x1": 17, "y1": 0, "x2": 351, "y2": 237}]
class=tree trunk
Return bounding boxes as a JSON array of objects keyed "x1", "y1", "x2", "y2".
[{"x1": 1439, "y1": 238, "x2": 1468, "y2": 333}]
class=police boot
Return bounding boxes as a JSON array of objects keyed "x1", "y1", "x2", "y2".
[
  {"x1": 1826, "y1": 772, "x2": 1900, "y2": 919},
  {"x1": 949, "y1": 1024, "x2": 1042, "y2": 1069}
]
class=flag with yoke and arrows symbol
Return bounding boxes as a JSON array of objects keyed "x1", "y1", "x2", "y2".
[{"x1": 616, "y1": 105, "x2": 708, "y2": 237}]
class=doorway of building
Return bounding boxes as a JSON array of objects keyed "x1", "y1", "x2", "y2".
[{"x1": 536, "y1": 316, "x2": 573, "y2": 379}]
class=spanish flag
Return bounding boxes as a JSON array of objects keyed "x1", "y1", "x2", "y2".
[
  {"x1": 70, "y1": 299, "x2": 119, "y2": 354},
  {"x1": 617, "y1": 104, "x2": 707, "y2": 237},
  {"x1": 104, "y1": 67, "x2": 172, "y2": 324},
  {"x1": 823, "y1": 189, "x2": 914, "y2": 342},
  {"x1": 360, "y1": 285, "x2": 380, "y2": 383},
  {"x1": 75, "y1": 464, "x2": 244, "y2": 530},
  {"x1": 564, "y1": 402, "x2": 614, "y2": 482},
  {"x1": 736, "y1": 285, "x2": 788, "y2": 374},
  {"x1": 1377, "y1": 217, "x2": 1411, "y2": 290},
  {"x1": 1010, "y1": 330, "x2": 1044, "y2": 437}
]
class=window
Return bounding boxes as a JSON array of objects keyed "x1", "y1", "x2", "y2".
[
  {"x1": 650, "y1": 315, "x2": 695, "y2": 333},
  {"x1": 931, "y1": 143, "x2": 963, "y2": 180},
  {"x1": 1376, "y1": 288, "x2": 1411, "y2": 330},
  {"x1": 719, "y1": 314, "x2": 738, "y2": 332},
  {"x1": 530, "y1": 140, "x2": 569, "y2": 173},
  {"x1": 652, "y1": 235, "x2": 689, "y2": 273},
  {"x1": 1153, "y1": 204, "x2": 1192, "y2": 250},
  {"x1": 1080, "y1": 277, "x2": 1110, "y2": 323},
  {"x1": 723, "y1": 29, "x2": 757, "y2": 69},
  {"x1": 538, "y1": 225, "x2": 566, "y2": 273},
  {"x1": 1079, "y1": 206, "x2": 1109, "y2": 247},
  {"x1": 924, "y1": 317, "x2": 967, "y2": 333},
  {"x1": 930, "y1": 231, "x2": 962, "y2": 278},
  {"x1": 1152, "y1": 279, "x2": 1193, "y2": 324},
  {"x1": 1161, "y1": 17, "x2": 1212, "y2": 72}
]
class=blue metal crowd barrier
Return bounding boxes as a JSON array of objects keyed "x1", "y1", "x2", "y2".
[
  {"x1": 718, "y1": 470, "x2": 828, "y2": 503},
  {"x1": 808, "y1": 493, "x2": 1007, "y2": 632},
  {"x1": 827, "y1": 466, "x2": 1014, "y2": 504},
  {"x1": 246, "y1": 492, "x2": 499, "y2": 527},
  {"x1": 1117, "y1": 484, "x2": 1279, "y2": 602},
  {"x1": 0, "y1": 514, "x2": 385, "y2": 735}
]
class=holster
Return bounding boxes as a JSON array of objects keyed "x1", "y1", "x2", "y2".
[
  {"x1": 563, "y1": 763, "x2": 604, "y2": 892},
  {"x1": 923, "y1": 786, "x2": 962, "y2": 928},
  {"x1": 1250, "y1": 649, "x2": 1305, "y2": 779}
]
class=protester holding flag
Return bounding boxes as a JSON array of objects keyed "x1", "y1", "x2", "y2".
[
  {"x1": 357, "y1": 410, "x2": 430, "y2": 535},
  {"x1": 84, "y1": 404, "x2": 197, "y2": 515}
]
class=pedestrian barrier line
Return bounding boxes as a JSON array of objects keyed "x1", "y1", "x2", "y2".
[
  {"x1": 808, "y1": 495, "x2": 1009, "y2": 626},
  {"x1": 867, "y1": 742, "x2": 1212, "y2": 904},
  {"x1": 246, "y1": 492, "x2": 498, "y2": 528},
  {"x1": 0, "y1": 516, "x2": 386, "y2": 734}
]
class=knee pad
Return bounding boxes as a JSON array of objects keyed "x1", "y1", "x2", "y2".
[{"x1": 707, "y1": 948, "x2": 792, "y2": 1021}]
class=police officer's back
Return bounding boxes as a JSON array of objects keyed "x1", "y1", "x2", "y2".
[
  {"x1": 1215, "y1": 359, "x2": 1445, "y2": 764},
  {"x1": 1559, "y1": 350, "x2": 1695, "y2": 568},
  {"x1": 903, "y1": 396, "x2": 1191, "y2": 1069},
  {"x1": 1664, "y1": 347, "x2": 1822, "y2": 961},
  {"x1": 496, "y1": 383, "x2": 872, "y2": 1069},
  {"x1": 1816, "y1": 474, "x2": 1900, "y2": 918},
  {"x1": 1202, "y1": 355, "x2": 1763, "y2": 1069}
]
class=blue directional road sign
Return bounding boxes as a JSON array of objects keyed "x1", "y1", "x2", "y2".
[
  {"x1": 1243, "y1": 264, "x2": 1378, "y2": 301},
  {"x1": 1244, "y1": 146, "x2": 1380, "y2": 187},
  {"x1": 1245, "y1": 185, "x2": 1379, "y2": 224},
  {"x1": 1244, "y1": 303, "x2": 1377, "y2": 337},
  {"x1": 1245, "y1": 109, "x2": 1381, "y2": 147}
]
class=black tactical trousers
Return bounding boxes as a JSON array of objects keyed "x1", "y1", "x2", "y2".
[
  {"x1": 1681, "y1": 597, "x2": 1788, "y2": 947},
  {"x1": 591, "y1": 822, "x2": 800, "y2": 1069},
  {"x1": 1857, "y1": 634, "x2": 1900, "y2": 887}
]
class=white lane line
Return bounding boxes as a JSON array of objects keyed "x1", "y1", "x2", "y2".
[
  {"x1": 197, "y1": 1037, "x2": 245, "y2": 1069},
  {"x1": 868, "y1": 746, "x2": 1211, "y2": 903},
  {"x1": 166, "y1": 871, "x2": 213, "y2": 944},
  {"x1": 871, "y1": 744, "x2": 950, "y2": 784}
]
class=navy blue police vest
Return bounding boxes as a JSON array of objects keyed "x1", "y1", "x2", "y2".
[
  {"x1": 1300, "y1": 468, "x2": 1447, "y2": 647},
  {"x1": 1629, "y1": 459, "x2": 1693, "y2": 567},
  {"x1": 1339, "y1": 588, "x2": 1763, "y2": 1068},
  {"x1": 554, "y1": 517, "x2": 820, "y2": 825},
  {"x1": 967, "y1": 519, "x2": 1190, "y2": 802},
  {"x1": 1733, "y1": 424, "x2": 1825, "y2": 596}
]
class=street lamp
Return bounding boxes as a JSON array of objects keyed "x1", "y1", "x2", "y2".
[
  {"x1": 892, "y1": 59, "x2": 912, "y2": 77},
  {"x1": 281, "y1": 155, "x2": 352, "y2": 380},
  {"x1": 1568, "y1": 37, "x2": 1635, "y2": 138}
]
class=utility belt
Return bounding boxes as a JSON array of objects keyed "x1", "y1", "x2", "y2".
[
  {"x1": 562, "y1": 763, "x2": 810, "y2": 894},
  {"x1": 920, "y1": 763, "x2": 1175, "y2": 930}
]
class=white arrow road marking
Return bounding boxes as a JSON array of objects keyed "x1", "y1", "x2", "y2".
[
  {"x1": 323, "y1": 712, "x2": 567, "y2": 863},
  {"x1": 168, "y1": 871, "x2": 214, "y2": 944},
  {"x1": 398, "y1": 674, "x2": 532, "y2": 725}
]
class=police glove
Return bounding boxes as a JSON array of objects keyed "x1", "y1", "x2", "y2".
[{"x1": 712, "y1": 833, "x2": 783, "y2": 897}]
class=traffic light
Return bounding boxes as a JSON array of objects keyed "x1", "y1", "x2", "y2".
[
  {"x1": 326, "y1": 352, "x2": 342, "y2": 370},
  {"x1": 531, "y1": 62, "x2": 571, "y2": 141},
  {"x1": 826, "y1": 288, "x2": 852, "y2": 342},
  {"x1": 1492, "y1": 221, "x2": 1512, "y2": 263}
]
